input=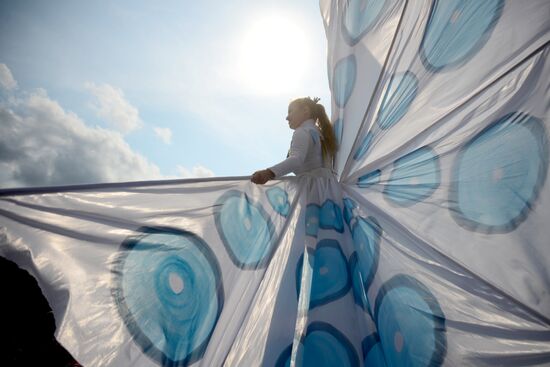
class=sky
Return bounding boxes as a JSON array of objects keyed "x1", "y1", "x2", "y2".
[{"x1": 0, "y1": 0, "x2": 331, "y2": 189}]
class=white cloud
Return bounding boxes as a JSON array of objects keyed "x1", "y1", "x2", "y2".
[
  {"x1": 154, "y1": 127, "x2": 172, "y2": 144},
  {"x1": 85, "y1": 82, "x2": 142, "y2": 134},
  {"x1": 0, "y1": 64, "x2": 17, "y2": 90},
  {"x1": 177, "y1": 165, "x2": 215, "y2": 179},
  {"x1": 0, "y1": 89, "x2": 162, "y2": 188}
]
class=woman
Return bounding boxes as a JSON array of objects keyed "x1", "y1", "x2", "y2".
[{"x1": 251, "y1": 97, "x2": 337, "y2": 184}]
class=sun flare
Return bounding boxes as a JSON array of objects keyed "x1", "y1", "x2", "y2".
[{"x1": 236, "y1": 14, "x2": 310, "y2": 95}]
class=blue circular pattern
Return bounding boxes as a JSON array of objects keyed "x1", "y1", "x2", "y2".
[
  {"x1": 342, "y1": 0, "x2": 389, "y2": 46},
  {"x1": 363, "y1": 333, "x2": 388, "y2": 367},
  {"x1": 374, "y1": 275, "x2": 446, "y2": 367},
  {"x1": 377, "y1": 71, "x2": 419, "y2": 130},
  {"x1": 343, "y1": 197, "x2": 358, "y2": 231},
  {"x1": 332, "y1": 55, "x2": 357, "y2": 108},
  {"x1": 214, "y1": 190, "x2": 276, "y2": 268},
  {"x1": 267, "y1": 187, "x2": 290, "y2": 217},
  {"x1": 305, "y1": 204, "x2": 320, "y2": 237},
  {"x1": 451, "y1": 113, "x2": 548, "y2": 233},
  {"x1": 350, "y1": 252, "x2": 371, "y2": 311},
  {"x1": 112, "y1": 227, "x2": 223, "y2": 366},
  {"x1": 351, "y1": 216, "x2": 381, "y2": 292},
  {"x1": 354, "y1": 132, "x2": 374, "y2": 161},
  {"x1": 420, "y1": 0, "x2": 503, "y2": 71},
  {"x1": 275, "y1": 344, "x2": 293, "y2": 367},
  {"x1": 357, "y1": 169, "x2": 381, "y2": 188},
  {"x1": 320, "y1": 199, "x2": 344, "y2": 233},
  {"x1": 276, "y1": 323, "x2": 359, "y2": 367},
  {"x1": 296, "y1": 239, "x2": 351, "y2": 309},
  {"x1": 384, "y1": 146, "x2": 440, "y2": 206}
]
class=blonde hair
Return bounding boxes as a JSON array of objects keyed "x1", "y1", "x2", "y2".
[{"x1": 291, "y1": 97, "x2": 338, "y2": 165}]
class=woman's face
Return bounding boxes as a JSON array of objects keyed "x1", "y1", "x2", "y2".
[{"x1": 286, "y1": 102, "x2": 310, "y2": 130}]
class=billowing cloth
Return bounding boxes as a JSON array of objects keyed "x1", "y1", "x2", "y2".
[{"x1": 1, "y1": 0, "x2": 550, "y2": 366}]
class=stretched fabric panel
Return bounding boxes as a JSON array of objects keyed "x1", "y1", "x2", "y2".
[
  {"x1": 322, "y1": 0, "x2": 550, "y2": 365},
  {"x1": 1, "y1": 0, "x2": 550, "y2": 366}
]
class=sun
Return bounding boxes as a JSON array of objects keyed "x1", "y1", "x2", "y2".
[{"x1": 235, "y1": 14, "x2": 310, "y2": 95}]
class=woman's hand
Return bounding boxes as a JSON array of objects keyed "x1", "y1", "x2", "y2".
[{"x1": 251, "y1": 169, "x2": 275, "y2": 184}]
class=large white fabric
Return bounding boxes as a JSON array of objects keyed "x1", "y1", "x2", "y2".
[{"x1": 1, "y1": 1, "x2": 550, "y2": 366}]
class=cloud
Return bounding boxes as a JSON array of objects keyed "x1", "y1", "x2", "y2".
[
  {"x1": 0, "y1": 64, "x2": 17, "y2": 90},
  {"x1": 177, "y1": 165, "x2": 215, "y2": 179},
  {"x1": 85, "y1": 82, "x2": 142, "y2": 134},
  {"x1": 0, "y1": 87, "x2": 162, "y2": 189},
  {"x1": 154, "y1": 127, "x2": 172, "y2": 145}
]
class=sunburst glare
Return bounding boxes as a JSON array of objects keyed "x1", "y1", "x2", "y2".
[{"x1": 234, "y1": 13, "x2": 310, "y2": 95}]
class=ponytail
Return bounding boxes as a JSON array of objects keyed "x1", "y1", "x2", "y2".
[
  {"x1": 312, "y1": 101, "x2": 337, "y2": 163},
  {"x1": 293, "y1": 97, "x2": 338, "y2": 165}
]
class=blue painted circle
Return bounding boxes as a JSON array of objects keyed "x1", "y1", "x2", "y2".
[
  {"x1": 451, "y1": 113, "x2": 548, "y2": 232},
  {"x1": 357, "y1": 169, "x2": 381, "y2": 188},
  {"x1": 332, "y1": 55, "x2": 357, "y2": 108},
  {"x1": 351, "y1": 216, "x2": 381, "y2": 291},
  {"x1": 215, "y1": 190, "x2": 276, "y2": 268},
  {"x1": 276, "y1": 323, "x2": 359, "y2": 367},
  {"x1": 342, "y1": 0, "x2": 389, "y2": 46},
  {"x1": 112, "y1": 227, "x2": 223, "y2": 366},
  {"x1": 374, "y1": 275, "x2": 446, "y2": 367},
  {"x1": 275, "y1": 344, "x2": 293, "y2": 367},
  {"x1": 296, "y1": 240, "x2": 351, "y2": 309},
  {"x1": 305, "y1": 204, "x2": 320, "y2": 237},
  {"x1": 377, "y1": 72, "x2": 419, "y2": 130},
  {"x1": 343, "y1": 197, "x2": 358, "y2": 230},
  {"x1": 350, "y1": 252, "x2": 371, "y2": 311},
  {"x1": 354, "y1": 132, "x2": 374, "y2": 161},
  {"x1": 363, "y1": 333, "x2": 388, "y2": 367},
  {"x1": 420, "y1": 0, "x2": 503, "y2": 70},
  {"x1": 320, "y1": 199, "x2": 344, "y2": 233},
  {"x1": 267, "y1": 187, "x2": 290, "y2": 217},
  {"x1": 384, "y1": 146, "x2": 440, "y2": 206}
]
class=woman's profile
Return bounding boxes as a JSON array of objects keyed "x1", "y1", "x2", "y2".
[{"x1": 251, "y1": 97, "x2": 337, "y2": 184}]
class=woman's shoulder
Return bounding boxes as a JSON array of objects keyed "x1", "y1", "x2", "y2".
[
  {"x1": 291, "y1": 124, "x2": 318, "y2": 151},
  {"x1": 307, "y1": 128, "x2": 321, "y2": 146}
]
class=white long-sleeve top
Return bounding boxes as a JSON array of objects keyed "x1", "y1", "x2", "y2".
[{"x1": 269, "y1": 119, "x2": 326, "y2": 178}]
